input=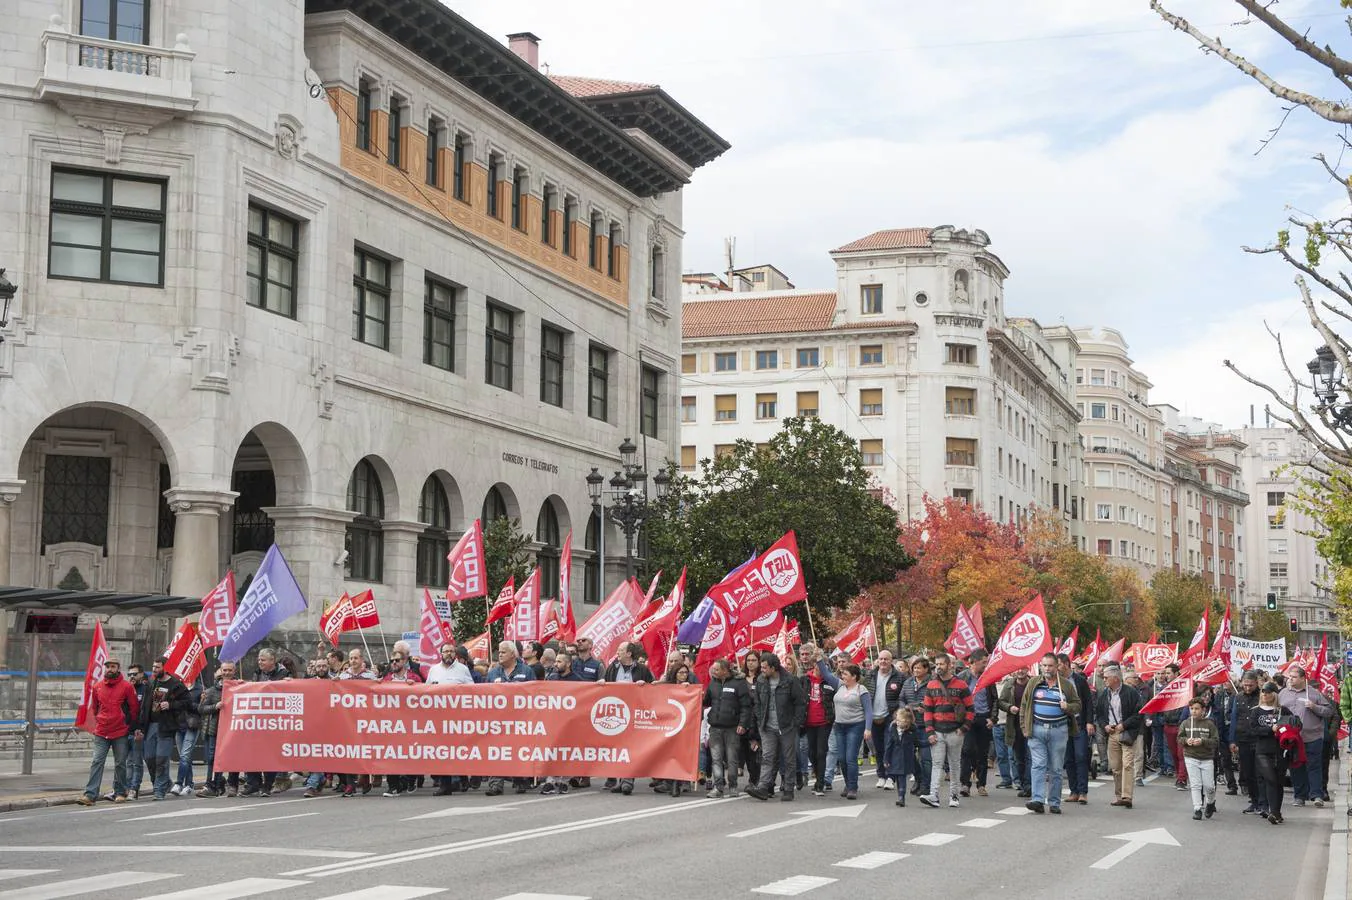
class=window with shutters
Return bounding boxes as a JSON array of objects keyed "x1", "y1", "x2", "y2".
[
  {"x1": 681, "y1": 353, "x2": 697, "y2": 374},
  {"x1": 715, "y1": 394, "x2": 737, "y2": 422},
  {"x1": 680, "y1": 445, "x2": 696, "y2": 472},
  {"x1": 681, "y1": 395, "x2": 696, "y2": 423},
  {"x1": 945, "y1": 437, "x2": 977, "y2": 467},
  {"x1": 860, "y1": 344, "x2": 883, "y2": 365},
  {"x1": 945, "y1": 387, "x2": 976, "y2": 416},
  {"x1": 797, "y1": 391, "x2": 819, "y2": 417},
  {"x1": 756, "y1": 393, "x2": 777, "y2": 420},
  {"x1": 860, "y1": 439, "x2": 883, "y2": 467},
  {"x1": 859, "y1": 388, "x2": 883, "y2": 416}
]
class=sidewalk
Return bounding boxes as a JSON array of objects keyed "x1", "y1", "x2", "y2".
[{"x1": 0, "y1": 759, "x2": 91, "y2": 812}]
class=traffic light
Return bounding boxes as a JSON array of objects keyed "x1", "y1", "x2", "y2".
[
  {"x1": 1289, "y1": 616, "x2": 1299, "y2": 633},
  {"x1": 1267, "y1": 592, "x2": 1278, "y2": 611}
]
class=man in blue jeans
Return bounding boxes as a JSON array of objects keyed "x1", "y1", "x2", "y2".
[
  {"x1": 1279, "y1": 665, "x2": 1333, "y2": 808},
  {"x1": 122, "y1": 663, "x2": 148, "y2": 799},
  {"x1": 78, "y1": 656, "x2": 140, "y2": 805},
  {"x1": 1020, "y1": 653, "x2": 1080, "y2": 814},
  {"x1": 1058, "y1": 653, "x2": 1093, "y2": 804},
  {"x1": 137, "y1": 658, "x2": 191, "y2": 801}
]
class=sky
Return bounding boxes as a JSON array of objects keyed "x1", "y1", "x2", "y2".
[{"x1": 447, "y1": 0, "x2": 1352, "y2": 428}]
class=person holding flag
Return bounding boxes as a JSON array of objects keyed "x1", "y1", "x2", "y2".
[
  {"x1": 1278, "y1": 665, "x2": 1333, "y2": 808},
  {"x1": 135, "y1": 658, "x2": 191, "y2": 802},
  {"x1": 77, "y1": 655, "x2": 139, "y2": 806},
  {"x1": 1020, "y1": 653, "x2": 1081, "y2": 814}
]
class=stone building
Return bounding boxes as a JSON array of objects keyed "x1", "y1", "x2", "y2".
[{"x1": 0, "y1": 0, "x2": 726, "y2": 669}]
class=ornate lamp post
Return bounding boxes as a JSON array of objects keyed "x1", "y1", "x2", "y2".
[
  {"x1": 0, "y1": 269, "x2": 16, "y2": 345},
  {"x1": 586, "y1": 437, "x2": 670, "y2": 584},
  {"x1": 1307, "y1": 344, "x2": 1352, "y2": 431}
]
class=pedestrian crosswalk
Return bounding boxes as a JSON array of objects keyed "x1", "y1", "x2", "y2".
[{"x1": 0, "y1": 870, "x2": 594, "y2": 900}]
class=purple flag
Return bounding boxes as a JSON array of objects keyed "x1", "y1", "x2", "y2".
[
  {"x1": 219, "y1": 545, "x2": 308, "y2": 662},
  {"x1": 675, "y1": 554, "x2": 754, "y2": 645}
]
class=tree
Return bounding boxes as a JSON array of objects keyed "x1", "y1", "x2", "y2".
[
  {"x1": 1152, "y1": 1, "x2": 1352, "y2": 467},
  {"x1": 1249, "y1": 608, "x2": 1292, "y2": 643},
  {"x1": 642, "y1": 417, "x2": 910, "y2": 631},
  {"x1": 454, "y1": 515, "x2": 532, "y2": 645},
  {"x1": 1289, "y1": 464, "x2": 1352, "y2": 626},
  {"x1": 1149, "y1": 570, "x2": 1224, "y2": 644}
]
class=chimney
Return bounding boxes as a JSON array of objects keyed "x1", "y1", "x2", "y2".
[{"x1": 508, "y1": 32, "x2": 541, "y2": 70}]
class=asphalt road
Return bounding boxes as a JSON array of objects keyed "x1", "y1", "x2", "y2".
[{"x1": 0, "y1": 771, "x2": 1335, "y2": 900}]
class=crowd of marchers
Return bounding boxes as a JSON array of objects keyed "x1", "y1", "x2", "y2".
[{"x1": 75, "y1": 637, "x2": 1343, "y2": 827}]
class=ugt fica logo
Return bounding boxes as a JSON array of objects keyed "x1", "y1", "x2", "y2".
[{"x1": 590, "y1": 696, "x2": 631, "y2": 736}]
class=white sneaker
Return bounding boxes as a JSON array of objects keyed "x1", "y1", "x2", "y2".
[
  {"x1": 169, "y1": 785, "x2": 181, "y2": 796},
  {"x1": 949, "y1": 796, "x2": 960, "y2": 808},
  {"x1": 882, "y1": 778, "x2": 896, "y2": 790},
  {"x1": 875, "y1": 778, "x2": 886, "y2": 790}
]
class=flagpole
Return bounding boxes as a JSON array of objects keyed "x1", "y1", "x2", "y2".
[{"x1": 804, "y1": 599, "x2": 818, "y2": 644}]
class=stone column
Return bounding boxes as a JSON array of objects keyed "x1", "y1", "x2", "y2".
[
  {"x1": 381, "y1": 520, "x2": 426, "y2": 637},
  {"x1": 262, "y1": 505, "x2": 354, "y2": 617},
  {"x1": 164, "y1": 488, "x2": 237, "y2": 598},
  {"x1": 0, "y1": 479, "x2": 25, "y2": 671}
]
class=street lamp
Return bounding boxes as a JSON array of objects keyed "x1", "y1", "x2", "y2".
[
  {"x1": 0, "y1": 269, "x2": 16, "y2": 345},
  {"x1": 586, "y1": 438, "x2": 670, "y2": 583},
  {"x1": 1307, "y1": 344, "x2": 1352, "y2": 431}
]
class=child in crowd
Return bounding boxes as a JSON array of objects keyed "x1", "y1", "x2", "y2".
[
  {"x1": 884, "y1": 707, "x2": 918, "y2": 807},
  {"x1": 1181, "y1": 696, "x2": 1220, "y2": 820}
]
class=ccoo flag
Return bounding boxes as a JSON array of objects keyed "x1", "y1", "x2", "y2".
[{"x1": 219, "y1": 545, "x2": 309, "y2": 662}]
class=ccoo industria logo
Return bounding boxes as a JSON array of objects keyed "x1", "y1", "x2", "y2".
[{"x1": 234, "y1": 693, "x2": 305, "y2": 716}]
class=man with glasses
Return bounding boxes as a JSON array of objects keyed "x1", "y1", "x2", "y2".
[
  {"x1": 485, "y1": 642, "x2": 535, "y2": 797},
  {"x1": 380, "y1": 648, "x2": 424, "y2": 797},
  {"x1": 241, "y1": 648, "x2": 291, "y2": 797},
  {"x1": 78, "y1": 657, "x2": 139, "y2": 805},
  {"x1": 123, "y1": 663, "x2": 148, "y2": 799},
  {"x1": 137, "y1": 658, "x2": 191, "y2": 801}
]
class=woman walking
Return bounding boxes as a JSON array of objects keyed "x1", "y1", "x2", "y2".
[
  {"x1": 830, "y1": 664, "x2": 871, "y2": 800},
  {"x1": 1248, "y1": 682, "x2": 1296, "y2": 825}
]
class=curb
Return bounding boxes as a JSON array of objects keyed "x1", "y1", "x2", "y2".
[
  {"x1": 1326, "y1": 757, "x2": 1348, "y2": 900},
  {"x1": 0, "y1": 793, "x2": 82, "y2": 813}
]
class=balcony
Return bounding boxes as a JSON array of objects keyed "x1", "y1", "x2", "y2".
[{"x1": 36, "y1": 17, "x2": 196, "y2": 159}]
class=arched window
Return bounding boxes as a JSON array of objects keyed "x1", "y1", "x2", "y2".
[
  {"x1": 482, "y1": 485, "x2": 509, "y2": 524},
  {"x1": 584, "y1": 512, "x2": 601, "y2": 604},
  {"x1": 346, "y1": 460, "x2": 384, "y2": 581},
  {"x1": 416, "y1": 476, "x2": 451, "y2": 587},
  {"x1": 536, "y1": 502, "x2": 561, "y2": 598}
]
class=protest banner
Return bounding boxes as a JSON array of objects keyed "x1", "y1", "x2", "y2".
[
  {"x1": 1228, "y1": 636, "x2": 1287, "y2": 678},
  {"x1": 214, "y1": 680, "x2": 701, "y2": 780}
]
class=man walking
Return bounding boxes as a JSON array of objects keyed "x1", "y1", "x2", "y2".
[
  {"x1": 123, "y1": 663, "x2": 148, "y2": 799},
  {"x1": 1279, "y1": 665, "x2": 1333, "y2": 808},
  {"x1": 1095, "y1": 665, "x2": 1142, "y2": 810},
  {"x1": 704, "y1": 658, "x2": 753, "y2": 798},
  {"x1": 196, "y1": 662, "x2": 235, "y2": 798},
  {"x1": 485, "y1": 641, "x2": 535, "y2": 797},
  {"x1": 603, "y1": 642, "x2": 654, "y2": 796},
  {"x1": 1058, "y1": 653, "x2": 1093, "y2": 804},
  {"x1": 1021, "y1": 653, "x2": 1080, "y2": 814},
  {"x1": 919, "y1": 653, "x2": 972, "y2": 809},
  {"x1": 242, "y1": 648, "x2": 291, "y2": 797},
  {"x1": 745, "y1": 655, "x2": 807, "y2": 802},
  {"x1": 78, "y1": 656, "x2": 139, "y2": 805},
  {"x1": 960, "y1": 650, "x2": 997, "y2": 798},
  {"x1": 138, "y1": 659, "x2": 190, "y2": 801},
  {"x1": 865, "y1": 650, "x2": 905, "y2": 790}
]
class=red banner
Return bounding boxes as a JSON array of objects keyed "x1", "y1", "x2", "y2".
[
  {"x1": 1141, "y1": 674, "x2": 1193, "y2": 714},
  {"x1": 506, "y1": 569, "x2": 541, "y2": 642},
  {"x1": 417, "y1": 589, "x2": 453, "y2": 664},
  {"x1": 944, "y1": 605, "x2": 984, "y2": 659},
  {"x1": 199, "y1": 572, "x2": 237, "y2": 649},
  {"x1": 974, "y1": 595, "x2": 1052, "y2": 692},
  {"x1": 633, "y1": 569, "x2": 684, "y2": 677},
  {"x1": 1133, "y1": 643, "x2": 1178, "y2": 676},
  {"x1": 74, "y1": 621, "x2": 110, "y2": 733},
  {"x1": 214, "y1": 680, "x2": 701, "y2": 779},
  {"x1": 466, "y1": 631, "x2": 491, "y2": 662},
  {"x1": 487, "y1": 578, "x2": 515, "y2": 625},
  {"x1": 165, "y1": 620, "x2": 207, "y2": 684},
  {"x1": 709, "y1": 531, "x2": 807, "y2": 625},
  {"x1": 446, "y1": 519, "x2": 486, "y2": 602},
  {"x1": 1099, "y1": 637, "x2": 1126, "y2": 664},
  {"x1": 832, "y1": 613, "x2": 877, "y2": 665},
  {"x1": 578, "y1": 580, "x2": 645, "y2": 663},
  {"x1": 558, "y1": 531, "x2": 576, "y2": 642},
  {"x1": 348, "y1": 590, "x2": 381, "y2": 629},
  {"x1": 320, "y1": 593, "x2": 354, "y2": 647}
]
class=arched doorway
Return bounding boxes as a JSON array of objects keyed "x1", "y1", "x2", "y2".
[
  {"x1": 417, "y1": 475, "x2": 451, "y2": 587},
  {"x1": 227, "y1": 423, "x2": 310, "y2": 589},
  {"x1": 345, "y1": 458, "x2": 389, "y2": 583}
]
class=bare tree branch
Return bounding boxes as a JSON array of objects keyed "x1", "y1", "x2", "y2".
[
  {"x1": 1151, "y1": 1, "x2": 1352, "y2": 123},
  {"x1": 1233, "y1": 0, "x2": 1352, "y2": 78}
]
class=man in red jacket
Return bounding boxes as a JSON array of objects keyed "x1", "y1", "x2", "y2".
[{"x1": 79, "y1": 657, "x2": 140, "y2": 805}]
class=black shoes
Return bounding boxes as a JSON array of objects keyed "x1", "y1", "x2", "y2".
[{"x1": 1025, "y1": 800, "x2": 1045, "y2": 814}]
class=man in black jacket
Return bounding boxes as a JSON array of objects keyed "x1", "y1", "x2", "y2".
[
  {"x1": 242, "y1": 649, "x2": 291, "y2": 797},
  {"x1": 1058, "y1": 652, "x2": 1095, "y2": 804},
  {"x1": 1094, "y1": 665, "x2": 1143, "y2": 809},
  {"x1": 139, "y1": 658, "x2": 190, "y2": 801},
  {"x1": 704, "y1": 658, "x2": 753, "y2": 798},
  {"x1": 602, "y1": 642, "x2": 654, "y2": 795},
  {"x1": 745, "y1": 655, "x2": 807, "y2": 802},
  {"x1": 1229, "y1": 671, "x2": 1267, "y2": 814}
]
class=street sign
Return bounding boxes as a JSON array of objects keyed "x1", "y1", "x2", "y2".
[{"x1": 1344, "y1": 648, "x2": 1352, "y2": 667}]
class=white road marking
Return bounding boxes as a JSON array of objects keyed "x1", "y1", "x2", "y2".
[
  {"x1": 313, "y1": 888, "x2": 446, "y2": 900},
  {"x1": 0, "y1": 874, "x2": 53, "y2": 884},
  {"x1": 905, "y1": 832, "x2": 962, "y2": 847},
  {"x1": 751, "y1": 875, "x2": 837, "y2": 896},
  {"x1": 492, "y1": 895, "x2": 591, "y2": 900},
  {"x1": 729, "y1": 805, "x2": 865, "y2": 838},
  {"x1": 996, "y1": 806, "x2": 1033, "y2": 816},
  {"x1": 145, "y1": 811, "x2": 319, "y2": 836},
  {"x1": 119, "y1": 794, "x2": 336, "y2": 821},
  {"x1": 0, "y1": 818, "x2": 31, "y2": 825},
  {"x1": 833, "y1": 851, "x2": 909, "y2": 869},
  {"x1": 1089, "y1": 827, "x2": 1180, "y2": 870},
  {"x1": 0, "y1": 871, "x2": 175, "y2": 899},
  {"x1": 285, "y1": 797, "x2": 739, "y2": 878},
  {"x1": 958, "y1": 818, "x2": 1004, "y2": 828},
  {"x1": 0, "y1": 845, "x2": 368, "y2": 859},
  {"x1": 138, "y1": 877, "x2": 310, "y2": 900},
  {"x1": 403, "y1": 792, "x2": 594, "y2": 820}
]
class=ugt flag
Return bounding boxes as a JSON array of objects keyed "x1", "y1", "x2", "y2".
[
  {"x1": 974, "y1": 595, "x2": 1052, "y2": 692},
  {"x1": 220, "y1": 545, "x2": 308, "y2": 662}
]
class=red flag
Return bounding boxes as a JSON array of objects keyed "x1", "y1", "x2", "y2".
[
  {"x1": 1315, "y1": 635, "x2": 1339, "y2": 698},
  {"x1": 446, "y1": 519, "x2": 486, "y2": 601},
  {"x1": 974, "y1": 595, "x2": 1053, "y2": 692},
  {"x1": 695, "y1": 599, "x2": 738, "y2": 682},
  {"x1": 506, "y1": 569, "x2": 541, "y2": 642},
  {"x1": 710, "y1": 531, "x2": 807, "y2": 625},
  {"x1": 578, "y1": 579, "x2": 646, "y2": 664},
  {"x1": 558, "y1": 531, "x2": 577, "y2": 642},
  {"x1": 320, "y1": 593, "x2": 353, "y2": 647},
  {"x1": 539, "y1": 600, "x2": 565, "y2": 644},
  {"x1": 1099, "y1": 637, "x2": 1126, "y2": 664},
  {"x1": 771, "y1": 619, "x2": 791, "y2": 662},
  {"x1": 74, "y1": 621, "x2": 110, "y2": 733},
  {"x1": 944, "y1": 605, "x2": 985, "y2": 659},
  {"x1": 418, "y1": 588, "x2": 454, "y2": 665},
  {"x1": 744, "y1": 606, "x2": 785, "y2": 651},
  {"x1": 644, "y1": 570, "x2": 663, "y2": 607},
  {"x1": 786, "y1": 619, "x2": 802, "y2": 646},
  {"x1": 164, "y1": 621, "x2": 207, "y2": 684},
  {"x1": 1193, "y1": 654, "x2": 1231, "y2": 687},
  {"x1": 347, "y1": 589, "x2": 380, "y2": 629},
  {"x1": 198, "y1": 572, "x2": 237, "y2": 649},
  {"x1": 1056, "y1": 626, "x2": 1079, "y2": 658},
  {"x1": 486, "y1": 578, "x2": 515, "y2": 625},
  {"x1": 968, "y1": 603, "x2": 985, "y2": 640},
  {"x1": 1178, "y1": 607, "x2": 1210, "y2": 674},
  {"x1": 1076, "y1": 629, "x2": 1102, "y2": 668},
  {"x1": 465, "y1": 630, "x2": 491, "y2": 661},
  {"x1": 1209, "y1": 603, "x2": 1232, "y2": 668},
  {"x1": 634, "y1": 568, "x2": 685, "y2": 677},
  {"x1": 831, "y1": 613, "x2": 878, "y2": 665},
  {"x1": 1134, "y1": 643, "x2": 1179, "y2": 676},
  {"x1": 1141, "y1": 674, "x2": 1194, "y2": 714}
]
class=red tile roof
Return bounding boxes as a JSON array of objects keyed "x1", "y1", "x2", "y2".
[
  {"x1": 831, "y1": 228, "x2": 932, "y2": 253},
  {"x1": 682, "y1": 292, "x2": 838, "y2": 338},
  {"x1": 550, "y1": 75, "x2": 657, "y2": 98}
]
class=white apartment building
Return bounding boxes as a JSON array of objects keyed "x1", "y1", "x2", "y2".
[
  {"x1": 0, "y1": 0, "x2": 725, "y2": 669},
  {"x1": 680, "y1": 227, "x2": 1083, "y2": 535},
  {"x1": 1238, "y1": 426, "x2": 1337, "y2": 648},
  {"x1": 1072, "y1": 328, "x2": 1172, "y2": 579}
]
